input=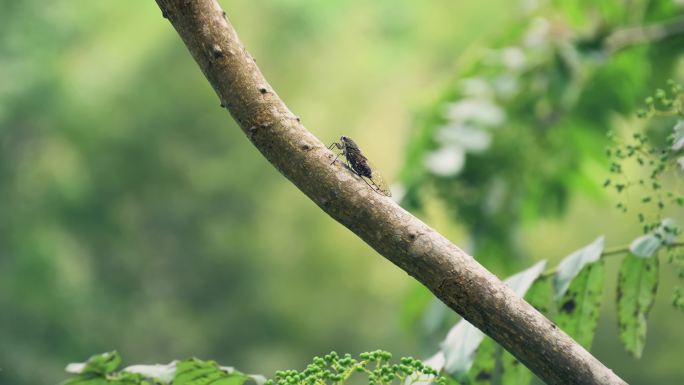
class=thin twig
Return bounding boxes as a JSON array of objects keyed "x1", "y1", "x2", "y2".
[
  {"x1": 604, "y1": 16, "x2": 684, "y2": 54},
  {"x1": 602, "y1": 241, "x2": 684, "y2": 257}
]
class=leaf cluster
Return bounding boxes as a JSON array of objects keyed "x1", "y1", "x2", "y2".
[
  {"x1": 60, "y1": 352, "x2": 444, "y2": 385},
  {"x1": 398, "y1": 0, "x2": 682, "y2": 268},
  {"x1": 407, "y1": 219, "x2": 684, "y2": 384},
  {"x1": 268, "y1": 351, "x2": 443, "y2": 385},
  {"x1": 61, "y1": 352, "x2": 261, "y2": 385}
]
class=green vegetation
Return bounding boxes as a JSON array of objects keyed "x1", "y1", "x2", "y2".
[
  {"x1": 2, "y1": 0, "x2": 684, "y2": 384},
  {"x1": 59, "y1": 351, "x2": 443, "y2": 385}
]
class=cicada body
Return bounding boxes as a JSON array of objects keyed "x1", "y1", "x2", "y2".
[{"x1": 329, "y1": 136, "x2": 392, "y2": 197}]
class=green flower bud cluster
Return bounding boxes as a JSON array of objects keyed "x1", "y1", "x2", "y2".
[
  {"x1": 264, "y1": 351, "x2": 444, "y2": 385},
  {"x1": 637, "y1": 79, "x2": 683, "y2": 118}
]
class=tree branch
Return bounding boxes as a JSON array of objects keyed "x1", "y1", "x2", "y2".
[
  {"x1": 153, "y1": 1, "x2": 626, "y2": 384},
  {"x1": 604, "y1": 16, "x2": 684, "y2": 53}
]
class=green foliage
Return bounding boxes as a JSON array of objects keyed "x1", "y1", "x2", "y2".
[
  {"x1": 60, "y1": 352, "x2": 438, "y2": 385},
  {"x1": 466, "y1": 339, "x2": 495, "y2": 385},
  {"x1": 553, "y1": 236, "x2": 604, "y2": 298},
  {"x1": 440, "y1": 321, "x2": 484, "y2": 377},
  {"x1": 406, "y1": 262, "x2": 547, "y2": 383},
  {"x1": 629, "y1": 218, "x2": 680, "y2": 257},
  {"x1": 174, "y1": 359, "x2": 253, "y2": 385},
  {"x1": 61, "y1": 352, "x2": 261, "y2": 385},
  {"x1": 60, "y1": 352, "x2": 146, "y2": 385},
  {"x1": 399, "y1": 1, "x2": 684, "y2": 382},
  {"x1": 81, "y1": 351, "x2": 122, "y2": 376},
  {"x1": 606, "y1": 81, "x2": 684, "y2": 229},
  {"x1": 637, "y1": 79, "x2": 684, "y2": 118},
  {"x1": 669, "y1": 248, "x2": 684, "y2": 312},
  {"x1": 8, "y1": 0, "x2": 684, "y2": 384},
  {"x1": 555, "y1": 261, "x2": 605, "y2": 349},
  {"x1": 6, "y1": 2, "x2": 502, "y2": 383},
  {"x1": 417, "y1": 226, "x2": 682, "y2": 384},
  {"x1": 524, "y1": 275, "x2": 554, "y2": 316},
  {"x1": 399, "y1": 0, "x2": 682, "y2": 267},
  {"x1": 499, "y1": 351, "x2": 530, "y2": 385},
  {"x1": 617, "y1": 254, "x2": 659, "y2": 358},
  {"x1": 673, "y1": 287, "x2": 684, "y2": 312},
  {"x1": 267, "y1": 351, "x2": 444, "y2": 385}
]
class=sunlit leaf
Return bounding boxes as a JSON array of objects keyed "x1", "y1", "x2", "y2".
[
  {"x1": 173, "y1": 359, "x2": 252, "y2": 385},
  {"x1": 617, "y1": 254, "x2": 659, "y2": 358},
  {"x1": 423, "y1": 351, "x2": 446, "y2": 373},
  {"x1": 504, "y1": 260, "x2": 547, "y2": 297},
  {"x1": 62, "y1": 355, "x2": 262, "y2": 385},
  {"x1": 65, "y1": 351, "x2": 122, "y2": 376},
  {"x1": 554, "y1": 236, "x2": 604, "y2": 298},
  {"x1": 441, "y1": 319, "x2": 485, "y2": 376},
  {"x1": 630, "y1": 235, "x2": 663, "y2": 258},
  {"x1": 555, "y1": 261, "x2": 605, "y2": 348},
  {"x1": 630, "y1": 218, "x2": 678, "y2": 258}
]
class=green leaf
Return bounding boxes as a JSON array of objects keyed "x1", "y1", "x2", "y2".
[
  {"x1": 171, "y1": 359, "x2": 255, "y2": 385},
  {"x1": 629, "y1": 218, "x2": 678, "y2": 258},
  {"x1": 630, "y1": 234, "x2": 663, "y2": 258},
  {"x1": 617, "y1": 254, "x2": 659, "y2": 358},
  {"x1": 555, "y1": 261, "x2": 605, "y2": 348},
  {"x1": 673, "y1": 287, "x2": 684, "y2": 312},
  {"x1": 123, "y1": 362, "x2": 177, "y2": 383},
  {"x1": 500, "y1": 351, "x2": 531, "y2": 385},
  {"x1": 60, "y1": 376, "x2": 111, "y2": 385},
  {"x1": 554, "y1": 236, "x2": 604, "y2": 298},
  {"x1": 467, "y1": 338, "x2": 496, "y2": 385},
  {"x1": 524, "y1": 275, "x2": 554, "y2": 316},
  {"x1": 62, "y1": 355, "x2": 262, "y2": 385},
  {"x1": 65, "y1": 352, "x2": 122, "y2": 376},
  {"x1": 441, "y1": 319, "x2": 485, "y2": 376},
  {"x1": 504, "y1": 260, "x2": 547, "y2": 297},
  {"x1": 174, "y1": 359, "x2": 237, "y2": 385}
]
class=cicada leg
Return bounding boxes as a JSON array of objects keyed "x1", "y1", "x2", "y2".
[{"x1": 328, "y1": 142, "x2": 344, "y2": 165}]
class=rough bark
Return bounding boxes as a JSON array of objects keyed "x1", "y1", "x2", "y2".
[{"x1": 153, "y1": 1, "x2": 627, "y2": 384}]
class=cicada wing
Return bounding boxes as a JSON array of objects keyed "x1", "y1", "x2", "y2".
[{"x1": 364, "y1": 159, "x2": 392, "y2": 197}]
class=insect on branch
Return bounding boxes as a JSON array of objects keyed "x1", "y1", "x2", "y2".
[{"x1": 328, "y1": 136, "x2": 392, "y2": 197}]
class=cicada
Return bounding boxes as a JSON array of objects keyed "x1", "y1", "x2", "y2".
[{"x1": 328, "y1": 135, "x2": 392, "y2": 197}]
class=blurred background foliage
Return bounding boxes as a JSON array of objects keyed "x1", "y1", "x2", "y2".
[{"x1": 0, "y1": 1, "x2": 683, "y2": 385}]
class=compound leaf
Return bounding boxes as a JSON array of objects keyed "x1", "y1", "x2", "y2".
[
  {"x1": 617, "y1": 254, "x2": 659, "y2": 358},
  {"x1": 555, "y1": 261, "x2": 605, "y2": 349}
]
